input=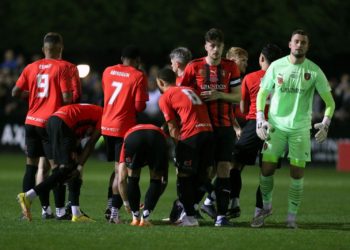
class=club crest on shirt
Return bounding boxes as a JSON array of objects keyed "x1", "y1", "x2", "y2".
[
  {"x1": 304, "y1": 72, "x2": 311, "y2": 80},
  {"x1": 199, "y1": 69, "x2": 206, "y2": 77},
  {"x1": 277, "y1": 73, "x2": 283, "y2": 85}
]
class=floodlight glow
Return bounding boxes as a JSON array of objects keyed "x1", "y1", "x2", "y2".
[{"x1": 77, "y1": 64, "x2": 90, "y2": 78}]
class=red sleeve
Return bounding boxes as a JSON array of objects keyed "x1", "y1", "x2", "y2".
[
  {"x1": 229, "y1": 62, "x2": 241, "y2": 88},
  {"x1": 71, "y1": 66, "x2": 82, "y2": 103},
  {"x1": 241, "y1": 76, "x2": 248, "y2": 101},
  {"x1": 135, "y1": 101, "x2": 146, "y2": 112},
  {"x1": 60, "y1": 66, "x2": 72, "y2": 93},
  {"x1": 179, "y1": 63, "x2": 194, "y2": 87},
  {"x1": 158, "y1": 95, "x2": 176, "y2": 122},
  {"x1": 135, "y1": 74, "x2": 149, "y2": 102},
  {"x1": 16, "y1": 67, "x2": 29, "y2": 91}
]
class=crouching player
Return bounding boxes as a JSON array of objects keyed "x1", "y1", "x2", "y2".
[
  {"x1": 157, "y1": 68, "x2": 214, "y2": 227},
  {"x1": 116, "y1": 124, "x2": 169, "y2": 226},
  {"x1": 17, "y1": 103, "x2": 102, "y2": 222}
]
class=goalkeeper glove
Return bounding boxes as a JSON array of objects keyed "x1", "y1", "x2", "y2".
[
  {"x1": 314, "y1": 117, "x2": 331, "y2": 143},
  {"x1": 256, "y1": 111, "x2": 271, "y2": 140}
]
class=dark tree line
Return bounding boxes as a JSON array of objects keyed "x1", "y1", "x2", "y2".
[{"x1": 1, "y1": 0, "x2": 349, "y2": 76}]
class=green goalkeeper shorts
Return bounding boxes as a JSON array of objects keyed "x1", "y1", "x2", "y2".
[{"x1": 261, "y1": 127, "x2": 311, "y2": 167}]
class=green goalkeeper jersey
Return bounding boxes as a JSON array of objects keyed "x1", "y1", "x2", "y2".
[{"x1": 260, "y1": 55, "x2": 331, "y2": 132}]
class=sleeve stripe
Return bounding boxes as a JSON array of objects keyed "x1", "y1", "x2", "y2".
[{"x1": 230, "y1": 78, "x2": 241, "y2": 87}]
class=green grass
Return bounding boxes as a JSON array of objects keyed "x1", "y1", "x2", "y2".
[{"x1": 1, "y1": 153, "x2": 349, "y2": 250}]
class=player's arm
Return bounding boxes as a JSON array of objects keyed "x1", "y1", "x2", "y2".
[
  {"x1": 135, "y1": 101, "x2": 146, "y2": 112},
  {"x1": 61, "y1": 66, "x2": 74, "y2": 105},
  {"x1": 240, "y1": 77, "x2": 249, "y2": 114},
  {"x1": 200, "y1": 85, "x2": 241, "y2": 103},
  {"x1": 62, "y1": 91, "x2": 73, "y2": 105},
  {"x1": 70, "y1": 66, "x2": 82, "y2": 103},
  {"x1": 76, "y1": 129, "x2": 101, "y2": 174},
  {"x1": 232, "y1": 117, "x2": 241, "y2": 139},
  {"x1": 135, "y1": 75, "x2": 148, "y2": 112},
  {"x1": 255, "y1": 88, "x2": 271, "y2": 140},
  {"x1": 314, "y1": 91, "x2": 335, "y2": 143},
  {"x1": 12, "y1": 85, "x2": 23, "y2": 98},
  {"x1": 256, "y1": 88, "x2": 270, "y2": 112},
  {"x1": 167, "y1": 119, "x2": 180, "y2": 144}
]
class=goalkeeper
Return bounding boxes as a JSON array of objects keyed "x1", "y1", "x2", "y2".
[{"x1": 252, "y1": 29, "x2": 335, "y2": 229}]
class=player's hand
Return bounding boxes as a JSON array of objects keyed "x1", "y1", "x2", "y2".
[
  {"x1": 256, "y1": 111, "x2": 271, "y2": 140},
  {"x1": 200, "y1": 89, "x2": 221, "y2": 101},
  {"x1": 314, "y1": 117, "x2": 331, "y2": 143},
  {"x1": 234, "y1": 126, "x2": 241, "y2": 139}
]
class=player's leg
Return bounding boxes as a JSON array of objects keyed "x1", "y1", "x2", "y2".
[
  {"x1": 286, "y1": 129, "x2": 310, "y2": 229},
  {"x1": 140, "y1": 132, "x2": 168, "y2": 226},
  {"x1": 18, "y1": 125, "x2": 42, "y2": 220},
  {"x1": 36, "y1": 157, "x2": 54, "y2": 219},
  {"x1": 201, "y1": 166, "x2": 217, "y2": 219},
  {"x1": 175, "y1": 138, "x2": 199, "y2": 227},
  {"x1": 228, "y1": 165, "x2": 242, "y2": 218},
  {"x1": 214, "y1": 127, "x2": 235, "y2": 227},
  {"x1": 251, "y1": 127, "x2": 287, "y2": 227},
  {"x1": 22, "y1": 125, "x2": 40, "y2": 193},
  {"x1": 104, "y1": 171, "x2": 115, "y2": 220},
  {"x1": 104, "y1": 136, "x2": 124, "y2": 223},
  {"x1": 127, "y1": 167, "x2": 141, "y2": 225},
  {"x1": 18, "y1": 163, "x2": 74, "y2": 221},
  {"x1": 194, "y1": 132, "x2": 215, "y2": 221}
]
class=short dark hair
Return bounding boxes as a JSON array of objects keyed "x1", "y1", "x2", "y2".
[
  {"x1": 205, "y1": 28, "x2": 224, "y2": 43},
  {"x1": 261, "y1": 43, "x2": 283, "y2": 64},
  {"x1": 121, "y1": 45, "x2": 141, "y2": 59},
  {"x1": 157, "y1": 68, "x2": 176, "y2": 85},
  {"x1": 291, "y1": 29, "x2": 309, "y2": 39},
  {"x1": 43, "y1": 32, "x2": 63, "y2": 45},
  {"x1": 169, "y1": 47, "x2": 192, "y2": 65}
]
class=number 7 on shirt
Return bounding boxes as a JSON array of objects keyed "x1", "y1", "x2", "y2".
[{"x1": 108, "y1": 81, "x2": 123, "y2": 105}]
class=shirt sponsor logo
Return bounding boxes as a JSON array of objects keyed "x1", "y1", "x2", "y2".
[
  {"x1": 26, "y1": 116, "x2": 47, "y2": 123},
  {"x1": 39, "y1": 64, "x2": 52, "y2": 69},
  {"x1": 195, "y1": 123, "x2": 212, "y2": 128},
  {"x1": 110, "y1": 70, "x2": 130, "y2": 77},
  {"x1": 200, "y1": 84, "x2": 226, "y2": 90},
  {"x1": 101, "y1": 126, "x2": 119, "y2": 132},
  {"x1": 304, "y1": 73, "x2": 311, "y2": 80},
  {"x1": 55, "y1": 111, "x2": 67, "y2": 115},
  {"x1": 280, "y1": 87, "x2": 304, "y2": 93}
]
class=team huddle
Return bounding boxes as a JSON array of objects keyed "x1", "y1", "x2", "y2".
[{"x1": 14, "y1": 28, "x2": 335, "y2": 228}]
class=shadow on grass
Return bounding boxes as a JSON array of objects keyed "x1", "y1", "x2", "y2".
[
  {"x1": 150, "y1": 219, "x2": 350, "y2": 231},
  {"x1": 262, "y1": 222, "x2": 350, "y2": 231}
]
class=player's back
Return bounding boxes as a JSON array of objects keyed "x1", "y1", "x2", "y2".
[
  {"x1": 159, "y1": 86, "x2": 212, "y2": 140},
  {"x1": 53, "y1": 103, "x2": 102, "y2": 137},
  {"x1": 16, "y1": 58, "x2": 71, "y2": 128},
  {"x1": 242, "y1": 69, "x2": 266, "y2": 120},
  {"x1": 101, "y1": 64, "x2": 148, "y2": 137}
]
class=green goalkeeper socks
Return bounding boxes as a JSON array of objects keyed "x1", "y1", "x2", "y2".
[
  {"x1": 288, "y1": 177, "x2": 304, "y2": 215},
  {"x1": 259, "y1": 174, "x2": 274, "y2": 209}
]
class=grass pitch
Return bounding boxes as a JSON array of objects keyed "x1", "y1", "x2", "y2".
[{"x1": 0, "y1": 153, "x2": 349, "y2": 250}]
